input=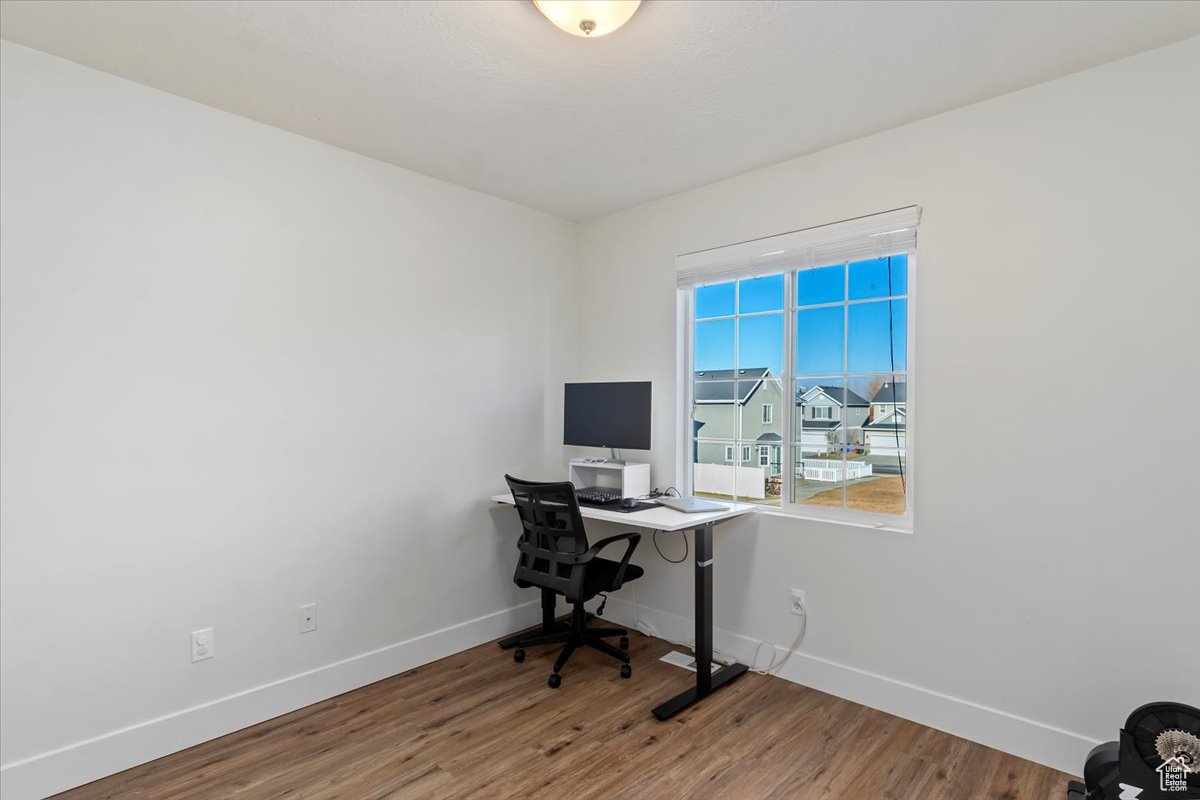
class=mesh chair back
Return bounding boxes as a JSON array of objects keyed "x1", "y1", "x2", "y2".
[{"x1": 505, "y1": 475, "x2": 589, "y2": 603}]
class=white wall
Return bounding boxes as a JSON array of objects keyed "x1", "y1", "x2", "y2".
[
  {"x1": 3, "y1": 31, "x2": 1198, "y2": 797},
  {"x1": 575, "y1": 37, "x2": 1200, "y2": 772},
  {"x1": 0, "y1": 41, "x2": 573, "y2": 796}
]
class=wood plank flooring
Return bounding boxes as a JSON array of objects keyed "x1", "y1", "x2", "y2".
[{"x1": 52, "y1": 633, "x2": 1076, "y2": 800}]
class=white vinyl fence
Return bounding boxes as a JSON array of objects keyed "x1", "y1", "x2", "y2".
[
  {"x1": 694, "y1": 463, "x2": 766, "y2": 499},
  {"x1": 797, "y1": 459, "x2": 873, "y2": 482}
]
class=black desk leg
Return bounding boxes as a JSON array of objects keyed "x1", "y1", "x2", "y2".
[{"x1": 652, "y1": 521, "x2": 749, "y2": 720}]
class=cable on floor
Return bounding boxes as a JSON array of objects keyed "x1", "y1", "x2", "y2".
[{"x1": 749, "y1": 611, "x2": 808, "y2": 675}]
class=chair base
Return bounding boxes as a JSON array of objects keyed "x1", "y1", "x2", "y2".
[
  {"x1": 514, "y1": 604, "x2": 630, "y2": 685},
  {"x1": 496, "y1": 589, "x2": 596, "y2": 649}
]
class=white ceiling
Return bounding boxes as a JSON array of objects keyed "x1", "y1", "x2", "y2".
[{"x1": 2, "y1": 1, "x2": 1197, "y2": 220}]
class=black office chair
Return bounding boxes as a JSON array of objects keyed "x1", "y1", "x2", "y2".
[{"x1": 504, "y1": 475, "x2": 644, "y2": 688}]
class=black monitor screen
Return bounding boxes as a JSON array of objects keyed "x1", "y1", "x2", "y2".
[{"x1": 563, "y1": 382, "x2": 651, "y2": 451}]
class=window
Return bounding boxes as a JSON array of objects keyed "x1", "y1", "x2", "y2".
[{"x1": 679, "y1": 207, "x2": 917, "y2": 528}]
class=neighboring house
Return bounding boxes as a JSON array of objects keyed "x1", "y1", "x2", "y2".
[
  {"x1": 694, "y1": 372, "x2": 875, "y2": 464},
  {"x1": 869, "y1": 381, "x2": 906, "y2": 421},
  {"x1": 864, "y1": 382, "x2": 906, "y2": 456},
  {"x1": 795, "y1": 385, "x2": 870, "y2": 454},
  {"x1": 694, "y1": 368, "x2": 783, "y2": 475}
]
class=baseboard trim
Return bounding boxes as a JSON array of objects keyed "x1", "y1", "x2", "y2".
[
  {"x1": 0, "y1": 601, "x2": 540, "y2": 800},
  {"x1": 603, "y1": 596, "x2": 1095, "y2": 776},
  {"x1": 4, "y1": 594, "x2": 1095, "y2": 799}
]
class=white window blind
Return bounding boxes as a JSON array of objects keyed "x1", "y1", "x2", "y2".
[{"x1": 675, "y1": 206, "x2": 921, "y2": 288}]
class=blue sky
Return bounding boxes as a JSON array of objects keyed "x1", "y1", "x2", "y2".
[{"x1": 695, "y1": 256, "x2": 907, "y2": 377}]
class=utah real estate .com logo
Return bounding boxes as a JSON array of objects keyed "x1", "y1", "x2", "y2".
[
  {"x1": 1157, "y1": 754, "x2": 1190, "y2": 792},
  {"x1": 1117, "y1": 755, "x2": 1190, "y2": 798}
]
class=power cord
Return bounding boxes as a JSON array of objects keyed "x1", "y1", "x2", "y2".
[
  {"x1": 652, "y1": 529, "x2": 688, "y2": 563},
  {"x1": 639, "y1": 486, "x2": 682, "y2": 500},
  {"x1": 749, "y1": 612, "x2": 808, "y2": 675},
  {"x1": 628, "y1": 501, "x2": 808, "y2": 675},
  {"x1": 634, "y1": 487, "x2": 688, "y2": 565},
  {"x1": 627, "y1": 586, "x2": 741, "y2": 670}
]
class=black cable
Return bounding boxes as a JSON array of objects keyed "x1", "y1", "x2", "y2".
[
  {"x1": 640, "y1": 487, "x2": 687, "y2": 562},
  {"x1": 652, "y1": 529, "x2": 688, "y2": 563},
  {"x1": 885, "y1": 255, "x2": 906, "y2": 493}
]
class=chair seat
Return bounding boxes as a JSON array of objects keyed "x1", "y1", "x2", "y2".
[
  {"x1": 516, "y1": 557, "x2": 643, "y2": 601},
  {"x1": 583, "y1": 557, "x2": 644, "y2": 598}
]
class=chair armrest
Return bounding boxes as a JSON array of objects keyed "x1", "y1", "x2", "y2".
[{"x1": 579, "y1": 531, "x2": 642, "y2": 589}]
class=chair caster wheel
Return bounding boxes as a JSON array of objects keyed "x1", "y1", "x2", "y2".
[
  {"x1": 620, "y1": 664, "x2": 632, "y2": 679},
  {"x1": 513, "y1": 648, "x2": 525, "y2": 663},
  {"x1": 548, "y1": 673, "x2": 562, "y2": 689},
  {"x1": 619, "y1": 636, "x2": 629, "y2": 651}
]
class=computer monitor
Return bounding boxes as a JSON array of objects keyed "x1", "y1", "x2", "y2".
[{"x1": 563, "y1": 382, "x2": 651, "y2": 460}]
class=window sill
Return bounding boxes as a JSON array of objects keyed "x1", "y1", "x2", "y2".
[{"x1": 757, "y1": 505, "x2": 913, "y2": 535}]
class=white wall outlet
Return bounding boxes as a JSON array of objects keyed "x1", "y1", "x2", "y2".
[
  {"x1": 789, "y1": 588, "x2": 807, "y2": 616},
  {"x1": 299, "y1": 603, "x2": 317, "y2": 634},
  {"x1": 191, "y1": 628, "x2": 214, "y2": 662}
]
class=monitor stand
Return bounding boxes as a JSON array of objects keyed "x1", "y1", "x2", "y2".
[
  {"x1": 568, "y1": 459, "x2": 650, "y2": 499},
  {"x1": 608, "y1": 448, "x2": 625, "y2": 465}
]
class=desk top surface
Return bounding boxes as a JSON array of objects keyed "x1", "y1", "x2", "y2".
[{"x1": 488, "y1": 493, "x2": 758, "y2": 532}]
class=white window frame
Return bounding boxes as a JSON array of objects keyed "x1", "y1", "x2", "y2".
[
  {"x1": 761, "y1": 404, "x2": 773, "y2": 424},
  {"x1": 724, "y1": 445, "x2": 735, "y2": 463},
  {"x1": 811, "y1": 406, "x2": 832, "y2": 420},
  {"x1": 675, "y1": 208, "x2": 917, "y2": 533},
  {"x1": 741, "y1": 445, "x2": 752, "y2": 463},
  {"x1": 758, "y1": 446, "x2": 770, "y2": 467}
]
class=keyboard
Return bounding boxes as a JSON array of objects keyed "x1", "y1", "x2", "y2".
[{"x1": 576, "y1": 486, "x2": 622, "y2": 505}]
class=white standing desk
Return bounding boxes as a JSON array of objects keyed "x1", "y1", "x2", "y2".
[{"x1": 490, "y1": 493, "x2": 758, "y2": 719}]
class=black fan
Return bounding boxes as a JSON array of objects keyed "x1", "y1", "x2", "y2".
[{"x1": 1068, "y1": 702, "x2": 1200, "y2": 800}]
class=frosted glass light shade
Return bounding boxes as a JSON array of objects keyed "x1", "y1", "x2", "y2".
[{"x1": 533, "y1": 0, "x2": 642, "y2": 37}]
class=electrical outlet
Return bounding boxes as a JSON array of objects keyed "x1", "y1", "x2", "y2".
[
  {"x1": 789, "y1": 588, "x2": 807, "y2": 616},
  {"x1": 299, "y1": 603, "x2": 317, "y2": 634},
  {"x1": 191, "y1": 628, "x2": 214, "y2": 662}
]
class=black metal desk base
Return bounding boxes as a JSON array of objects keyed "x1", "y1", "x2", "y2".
[
  {"x1": 651, "y1": 520, "x2": 749, "y2": 720},
  {"x1": 652, "y1": 662, "x2": 748, "y2": 719}
]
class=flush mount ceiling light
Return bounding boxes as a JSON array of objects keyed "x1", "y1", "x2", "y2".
[{"x1": 533, "y1": 0, "x2": 642, "y2": 37}]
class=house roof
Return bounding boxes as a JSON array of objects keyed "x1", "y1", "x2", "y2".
[
  {"x1": 864, "y1": 408, "x2": 906, "y2": 430},
  {"x1": 797, "y1": 385, "x2": 869, "y2": 407},
  {"x1": 796, "y1": 420, "x2": 842, "y2": 431},
  {"x1": 756, "y1": 432, "x2": 782, "y2": 443},
  {"x1": 694, "y1": 368, "x2": 771, "y2": 404},
  {"x1": 870, "y1": 382, "x2": 907, "y2": 405}
]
